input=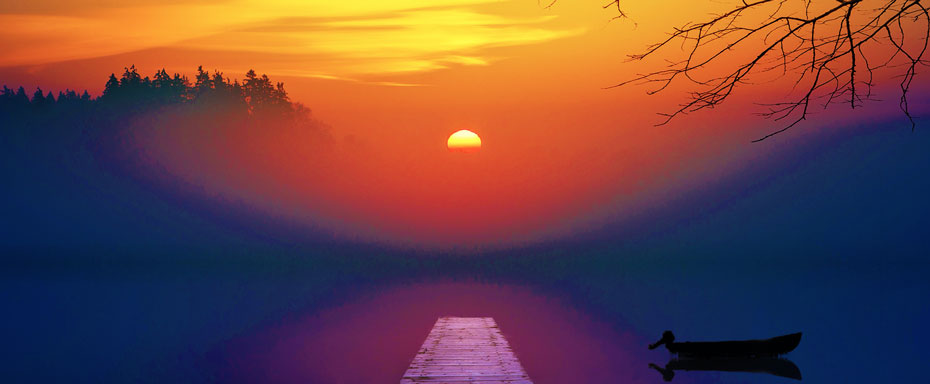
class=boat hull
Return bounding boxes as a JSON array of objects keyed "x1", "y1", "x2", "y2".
[{"x1": 667, "y1": 332, "x2": 802, "y2": 358}]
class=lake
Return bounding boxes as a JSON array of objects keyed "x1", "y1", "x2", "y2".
[{"x1": 3, "y1": 255, "x2": 926, "y2": 383}]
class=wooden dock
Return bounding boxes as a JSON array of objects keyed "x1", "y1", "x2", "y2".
[{"x1": 401, "y1": 317, "x2": 533, "y2": 384}]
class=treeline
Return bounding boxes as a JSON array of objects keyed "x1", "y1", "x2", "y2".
[
  {"x1": 0, "y1": 65, "x2": 312, "y2": 128},
  {"x1": 0, "y1": 86, "x2": 91, "y2": 107}
]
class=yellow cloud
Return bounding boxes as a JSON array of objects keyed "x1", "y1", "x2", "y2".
[
  {"x1": 180, "y1": 8, "x2": 581, "y2": 77},
  {"x1": 0, "y1": 0, "x2": 583, "y2": 81}
]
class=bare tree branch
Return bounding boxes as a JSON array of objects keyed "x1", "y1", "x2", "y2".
[{"x1": 605, "y1": 0, "x2": 930, "y2": 141}]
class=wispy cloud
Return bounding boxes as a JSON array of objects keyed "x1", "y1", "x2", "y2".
[
  {"x1": 275, "y1": 71, "x2": 428, "y2": 87},
  {"x1": 0, "y1": 0, "x2": 583, "y2": 82}
]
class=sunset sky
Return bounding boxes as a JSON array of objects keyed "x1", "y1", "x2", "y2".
[
  {"x1": 3, "y1": 4, "x2": 930, "y2": 383},
  {"x1": 2, "y1": 0, "x2": 927, "y2": 247}
]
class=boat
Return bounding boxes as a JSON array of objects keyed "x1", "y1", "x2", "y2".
[
  {"x1": 649, "y1": 357, "x2": 802, "y2": 381},
  {"x1": 649, "y1": 331, "x2": 801, "y2": 358}
]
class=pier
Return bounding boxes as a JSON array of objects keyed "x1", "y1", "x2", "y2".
[{"x1": 401, "y1": 317, "x2": 533, "y2": 384}]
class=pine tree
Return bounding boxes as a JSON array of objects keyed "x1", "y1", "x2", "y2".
[
  {"x1": 32, "y1": 87, "x2": 46, "y2": 104},
  {"x1": 103, "y1": 74, "x2": 120, "y2": 98}
]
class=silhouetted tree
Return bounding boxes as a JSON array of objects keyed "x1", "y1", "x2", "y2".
[
  {"x1": 152, "y1": 69, "x2": 189, "y2": 104},
  {"x1": 194, "y1": 65, "x2": 212, "y2": 94},
  {"x1": 1, "y1": 86, "x2": 29, "y2": 116},
  {"x1": 102, "y1": 74, "x2": 120, "y2": 100},
  {"x1": 31, "y1": 88, "x2": 46, "y2": 105},
  {"x1": 119, "y1": 65, "x2": 143, "y2": 87},
  {"x1": 598, "y1": 0, "x2": 929, "y2": 140},
  {"x1": 15, "y1": 87, "x2": 29, "y2": 104}
]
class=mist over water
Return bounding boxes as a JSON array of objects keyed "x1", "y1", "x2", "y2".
[
  {"x1": 2, "y1": 71, "x2": 929, "y2": 383},
  {"x1": 3, "y1": 258, "x2": 927, "y2": 383}
]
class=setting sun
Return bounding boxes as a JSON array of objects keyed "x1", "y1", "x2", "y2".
[{"x1": 447, "y1": 129, "x2": 481, "y2": 152}]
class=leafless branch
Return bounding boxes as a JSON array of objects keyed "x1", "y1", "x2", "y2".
[{"x1": 606, "y1": 0, "x2": 929, "y2": 141}]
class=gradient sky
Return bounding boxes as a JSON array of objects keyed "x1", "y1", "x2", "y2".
[{"x1": 2, "y1": 0, "x2": 927, "y2": 247}]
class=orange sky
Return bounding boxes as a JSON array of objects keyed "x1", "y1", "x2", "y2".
[{"x1": 2, "y1": 1, "x2": 925, "y2": 247}]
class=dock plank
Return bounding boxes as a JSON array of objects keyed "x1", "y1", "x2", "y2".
[{"x1": 400, "y1": 317, "x2": 533, "y2": 384}]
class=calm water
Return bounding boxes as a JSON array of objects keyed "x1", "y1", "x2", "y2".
[{"x1": 2, "y1": 258, "x2": 926, "y2": 383}]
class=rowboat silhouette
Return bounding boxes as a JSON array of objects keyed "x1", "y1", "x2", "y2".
[{"x1": 649, "y1": 331, "x2": 802, "y2": 358}]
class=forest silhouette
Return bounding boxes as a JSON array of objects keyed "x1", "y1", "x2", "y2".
[{"x1": 1, "y1": 65, "x2": 309, "y2": 129}]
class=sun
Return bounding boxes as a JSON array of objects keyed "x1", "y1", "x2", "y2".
[{"x1": 447, "y1": 130, "x2": 481, "y2": 152}]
